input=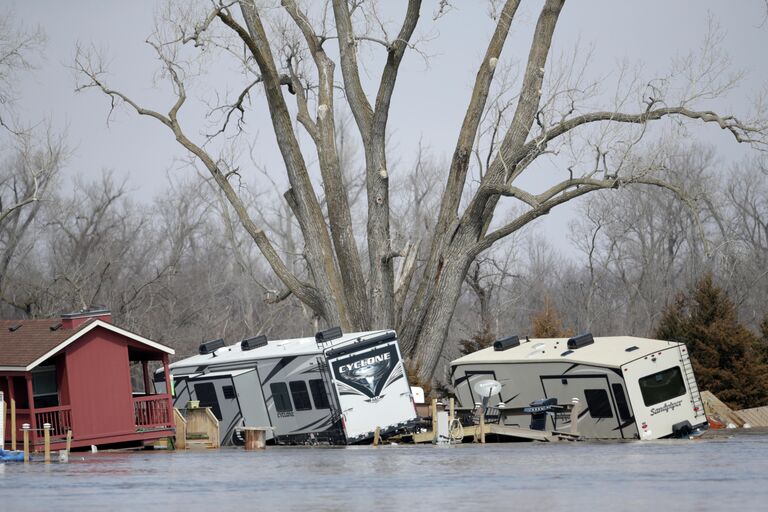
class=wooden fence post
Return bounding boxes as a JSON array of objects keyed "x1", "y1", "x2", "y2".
[
  {"x1": 244, "y1": 428, "x2": 266, "y2": 450},
  {"x1": 431, "y1": 399, "x2": 437, "y2": 442},
  {"x1": 22, "y1": 423, "x2": 30, "y2": 463},
  {"x1": 43, "y1": 423, "x2": 51, "y2": 463},
  {"x1": 479, "y1": 409, "x2": 486, "y2": 444},
  {"x1": 11, "y1": 398, "x2": 16, "y2": 450}
]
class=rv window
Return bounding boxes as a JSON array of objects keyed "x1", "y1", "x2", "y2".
[
  {"x1": 289, "y1": 381, "x2": 312, "y2": 411},
  {"x1": 270, "y1": 382, "x2": 293, "y2": 413},
  {"x1": 611, "y1": 383, "x2": 632, "y2": 421},
  {"x1": 639, "y1": 366, "x2": 686, "y2": 406},
  {"x1": 222, "y1": 385, "x2": 237, "y2": 400},
  {"x1": 584, "y1": 389, "x2": 614, "y2": 418},
  {"x1": 309, "y1": 379, "x2": 330, "y2": 409}
]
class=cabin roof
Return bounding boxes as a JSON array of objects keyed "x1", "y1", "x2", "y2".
[
  {"x1": 451, "y1": 336, "x2": 681, "y2": 369},
  {"x1": 0, "y1": 318, "x2": 174, "y2": 371},
  {"x1": 170, "y1": 330, "x2": 394, "y2": 371}
]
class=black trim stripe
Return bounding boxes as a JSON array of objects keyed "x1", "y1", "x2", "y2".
[
  {"x1": 293, "y1": 415, "x2": 333, "y2": 433},
  {"x1": 453, "y1": 374, "x2": 471, "y2": 388},
  {"x1": 503, "y1": 393, "x2": 521, "y2": 404},
  {"x1": 262, "y1": 356, "x2": 298, "y2": 384},
  {"x1": 612, "y1": 417, "x2": 636, "y2": 431}
]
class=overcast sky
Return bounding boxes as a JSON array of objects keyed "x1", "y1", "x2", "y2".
[{"x1": 6, "y1": 0, "x2": 768, "y2": 253}]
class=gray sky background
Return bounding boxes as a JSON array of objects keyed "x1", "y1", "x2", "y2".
[{"x1": 6, "y1": 0, "x2": 768, "y2": 255}]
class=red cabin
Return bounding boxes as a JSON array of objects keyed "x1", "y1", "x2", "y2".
[{"x1": 0, "y1": 309, "x2": 175, "y2": 451}]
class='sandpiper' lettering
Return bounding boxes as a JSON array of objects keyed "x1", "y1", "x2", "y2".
[
  {"x1": 338, "y1": 353, "x2": 391, "y2": 374},
  {"x1": 650, "y1": 399, "x2": 683, "y2": 416}
]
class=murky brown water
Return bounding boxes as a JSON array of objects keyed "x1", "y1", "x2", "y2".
[{"x1": 2, "y1": 433, "x2": 767, "y2": 511}]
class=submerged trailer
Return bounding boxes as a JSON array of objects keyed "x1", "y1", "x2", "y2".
[
  {"x1": 450, "y1": 333, "x2": 708, "y2": 440},
  {"x1": 155, "y1": 329, "x2": 417, "y2": 445}
]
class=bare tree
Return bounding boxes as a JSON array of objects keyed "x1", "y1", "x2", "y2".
[
  {"x1": 75, "y1": 0, "x2": 768, "y2": 381},
  {"x1": 0, "y1": 14, "x2": 64, "y2": 314}
]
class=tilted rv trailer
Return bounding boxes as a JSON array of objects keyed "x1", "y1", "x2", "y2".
[
  {"x1": 155, "y1": 329, "x2": 417, "y2": 445},
  {"x1": 450, "y1": 334, "x2": 708, "y2": 440}
]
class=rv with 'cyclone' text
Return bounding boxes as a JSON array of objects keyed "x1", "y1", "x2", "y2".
[{"x1": 155, "y1": 328, "x2": 417, "y2": 445}]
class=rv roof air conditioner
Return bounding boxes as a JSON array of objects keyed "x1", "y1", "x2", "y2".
[
  {"x1": 315, "y1": 326, "x2": 343, "y2": 343},
  {"x1": 567, "y1": 333, "x2": 594, "y2": 350},
  {"x1": 199, "y1": 338, "x2": 226, "y2": 355},
  {"x1": 241, "y1": 335, "x2": 268, "y2": 351},
  {"x1": 494, "y1": 335, "x2": 520, "y2": 351}
]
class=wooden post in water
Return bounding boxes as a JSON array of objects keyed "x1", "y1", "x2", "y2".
[
  {"x1": 431, "y1": 399, "x2": 437, "y2": 442},
  {"x1": 22, "y1": 423, "x2": 30, "y2": 463},
  {"x1": 59, "y1": 429, "x2": 72, "y2": 463},
  {"x1": 373, "y1": 426, "x2": 381, "y2": 447},
  {"x1": 43, "y1": 423, "x2": 51, "y2": 463},
  {"x1": 479, "y1": 409, "x2": 486, "y2": 444},
  {"x1": 449, "y1": 397, "x2": 455, "y2": 424},
  {"x1": 243, "y1": 428, "x2": 266, "y2": 450},
  {"x1": 11, "y1": 398, "x2": 16, "y2": 450}
]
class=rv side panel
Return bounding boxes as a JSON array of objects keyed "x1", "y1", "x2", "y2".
[
  {"x1": 258, "y1": 355, "x2": 341, "y2": 443},
  {"x1": 452, "y1": 361, "x2": 638, "y2": 439}
]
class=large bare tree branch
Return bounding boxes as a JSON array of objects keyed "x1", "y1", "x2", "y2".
[
  {"x1": 75, "y1": 42, "x2": 328, "y2": 319},
  {"x1": 476, "y1": 174, "x2": 704, "y2": 254},
  {"x1": 221, "y1": 1, "x2": 352, "y2": 328},
  {"x1": 282, "y1": 0, "x2": 371, "y2": 327},
  {"x1": 330, "y1": 0, "x2": 373, "y2": 136}
]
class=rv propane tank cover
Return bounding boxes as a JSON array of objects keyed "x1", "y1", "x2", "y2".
[
  {"x1": 199, "y1": 338, "x2": 225, "y2": 355},
  {"x1": 567, "y1": 333, "x2": 594, "y2": 350},
  {"x1": 241, "y1": 335, "x2": 268, "y2": 351},
  {"x1": 493, "y1": 335, "x2": 520, "y2": 351},
  {"x1": 315, "y1": 326, "x2": 343, "y2": 343}
]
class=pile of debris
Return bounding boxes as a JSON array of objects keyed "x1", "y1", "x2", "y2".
[{"x1": 702, "y1": 391, "x2": 768, "y2": 428}]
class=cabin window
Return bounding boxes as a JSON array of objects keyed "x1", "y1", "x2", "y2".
[
  {"x1": 638, "y1": 366, "x2": 686, "y2": 406},
  {"x1": 32, "y1": 365, "x2": 59, "y2": 408},
  {"x1": 611, "y1": 383, "x2": 633, "y2": 421},
  {"x1": 194, "y1": 383, "x2": 223, "y2": 420},
  {"x1": 309, "y1": 379, "x2": 330, "y2": 409},
  {"x1": 289, "y1": 381, "x2": 312, "y2": 411},
  {"x1": 584, "y1": 389, "x2": 614, "y2": 418},
  {"x1": 270, "y1": 382, "x2": 293, "y2": 413}
]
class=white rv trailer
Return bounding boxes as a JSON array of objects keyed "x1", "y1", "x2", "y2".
[
  {"x1": 450, "y1": 333, "x2": 708, "y2": 440},
  {"x1": 155, "y1": 329, "x2": 418, "y2": 445}
]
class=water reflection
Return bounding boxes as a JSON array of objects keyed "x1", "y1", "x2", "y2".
[{"x1": 1, "y1": 436, "x2": 767, "y2": 511}]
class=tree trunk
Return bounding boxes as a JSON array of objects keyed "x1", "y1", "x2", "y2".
[{"x1": 412, "y1": 239, "x2": 474, "y2": 381}]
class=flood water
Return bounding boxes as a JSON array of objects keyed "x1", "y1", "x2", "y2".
[{"x1": 2, "y1": 433, "x2": 767, "y2": 511}]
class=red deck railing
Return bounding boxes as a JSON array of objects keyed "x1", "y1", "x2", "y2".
[
  {"x1": 133, "y1": 395, "x2": 172, "y2": 430},
  {"x1": 35, "y1": 405, "x2": 73, "y2": 440}
]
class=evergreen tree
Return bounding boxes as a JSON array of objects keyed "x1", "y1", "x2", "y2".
[
  {"x1": 758, "y1": 313, "x2": 768, "y2": 363},
  {"x1": 655, "y1": 274, "x2": 768, "y2": 409}
]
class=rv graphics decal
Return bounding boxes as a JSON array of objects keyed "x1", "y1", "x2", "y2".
[
  {"x1": 331, "y1": 344, "x2": 398, "y2": 399},
  {"x1": 650, "y1": 399, "x2": 684, "y2": 416}
]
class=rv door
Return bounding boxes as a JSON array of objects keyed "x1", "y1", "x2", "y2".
[
  {"x1": 542, "y1": 375, "x2": 626, "y2": 439},
  {"x1": 326, "y1": 336, "x2": 417, "y2": 442}
]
